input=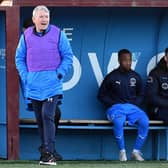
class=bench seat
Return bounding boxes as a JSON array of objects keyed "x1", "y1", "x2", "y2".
[{"x1": 19, "y1": 118, "x2": 168, "y2": 160}]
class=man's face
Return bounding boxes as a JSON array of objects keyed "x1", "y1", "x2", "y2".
[
  {"x1": 32, "y1": 10, "x2": 49, "y2": 32},
  {"x1": 119, "y1": 53, "x2": 132, "y2": 71},
  {"x1": 164, "y1": 54, "x2": 168, "y2": 68}
]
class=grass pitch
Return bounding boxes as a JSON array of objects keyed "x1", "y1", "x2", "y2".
[{"x1": 0, "y1": 160, "x2": 168, "y2": 168}]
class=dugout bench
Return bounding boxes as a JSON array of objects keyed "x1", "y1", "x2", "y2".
[{"x1": 19, "y1": 119, "x2": 168, "y2": 160}]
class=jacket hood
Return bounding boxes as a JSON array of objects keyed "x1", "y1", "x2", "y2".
[{"x1": 156, "y1": 57, "x2": 168, "y2": 73}]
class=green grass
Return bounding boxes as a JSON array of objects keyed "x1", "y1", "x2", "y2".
[{"x1": 0, "y1": 160, "x2": 168, "y2": 168}]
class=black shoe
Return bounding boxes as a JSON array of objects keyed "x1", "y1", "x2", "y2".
[
  {"x1": 39, "y1": 145, "x2": 63, "y2": 161},
  {"x1": 39, "y1": 152, "x2": 57, "y2": 166}
]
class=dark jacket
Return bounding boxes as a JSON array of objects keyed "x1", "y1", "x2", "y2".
[
  {"x1": 98, "y1": 67, "x2": 144, "y2": 109},
  {"x1": 146, "y1": 57, "x2": 168, "y2": 121}
]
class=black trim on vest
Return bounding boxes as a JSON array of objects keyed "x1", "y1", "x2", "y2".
[{"x1": 33, "y1": 26, "x2": 51, "y2": 36}]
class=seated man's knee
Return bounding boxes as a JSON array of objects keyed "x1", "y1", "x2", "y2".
[
  {"x1": 137, "y1": 117, "x2": 149, "y2": 138},
  {"x1": 138, "y1": 113, "x2": 149, "y2": 127},
  {"x1": 113, "y1": 117, "x2": 125, "y2": 129}
]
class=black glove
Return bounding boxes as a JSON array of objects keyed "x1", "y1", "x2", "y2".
[{"x1": 57, "y1": 73, "x2": 63, "y2": 80}]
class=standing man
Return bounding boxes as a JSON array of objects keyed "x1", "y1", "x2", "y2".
[
  {"x1": 15, "y1": 5, "x2": 73, "y2": 165},
  {"x1": 146, "y1": 48, "x2": 168, "y2": 122},
  {"x1": 22, "y1": 18, "x2": 62, "y2": 138},
  {"x1": 98, "y1": 49, "x2": 149, "y2": 161}
]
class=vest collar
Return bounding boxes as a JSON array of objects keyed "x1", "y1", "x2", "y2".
[{"x1": 33, "y1": 25, "x2": 51, "y2": 36}]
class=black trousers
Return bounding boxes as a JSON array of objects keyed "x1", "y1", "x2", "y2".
[{"x1": 31, "y1": 95, "x2": 61, "y2": 153}]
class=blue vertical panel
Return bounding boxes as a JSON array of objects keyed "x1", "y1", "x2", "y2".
[
  {"x1": 0, "y1": 11, "x2": 7, "y2": 158},
  {"x1": 157, "y1": 10, "x2": 168, "y2": 52},
  {"x1": 77, "y1": 8, "x2": 109, "y2": 119},
  {"x1": 155, "y1": 10, "x2": 168, "y2": 63}
]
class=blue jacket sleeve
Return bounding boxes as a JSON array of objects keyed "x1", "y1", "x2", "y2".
[
  {"x1": 15, "y1": 34, "x2": 28, "y2": 83},
  {"x1": 146, "y1": 71, "x2": 168, "y2": 107},
  {"x1": 57, "y1": 31, "x2": 73, "y2": 78}
]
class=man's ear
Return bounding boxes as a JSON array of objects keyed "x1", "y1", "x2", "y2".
[{"x1": 32, "y1": 16, "x2": 35, "y2": 24}]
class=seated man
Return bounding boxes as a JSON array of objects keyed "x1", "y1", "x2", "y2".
[
  {"x1": 146, "y1": 48, "x2": 168, "y2": 122},
  {"x1": 98, "y1": 49, "x2": 149, "y2": 161}
]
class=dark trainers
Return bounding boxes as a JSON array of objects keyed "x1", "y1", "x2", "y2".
[
  {"x1": 39, "y1": 152, "x2": 57, "y2": 166},
  {"x1": 39, "y1": 145, "x2": 62, "y2": 161}
]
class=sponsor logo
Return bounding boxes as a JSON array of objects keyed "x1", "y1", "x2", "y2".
[
  {"x1": 115, "y1": 81, "x2": 120, "y2": 85},
  {"x1": 147, "y1": 76, "x2": 153, "y2": 83},
  {"x1": 161, "y1": 82, "x2": 168, "y2": 90},
  {"x1": 130, "y1": 78, "x2": 136, "y2": 87}
]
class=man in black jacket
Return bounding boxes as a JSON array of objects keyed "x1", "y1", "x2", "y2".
[
  {"x1": 146, "y1": 48, "x2": 168, "y2": 122},
  {"x1": 98, "y1": 49, "x2": 149, "y2": 161}
]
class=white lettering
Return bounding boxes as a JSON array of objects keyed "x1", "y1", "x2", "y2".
[
  {"x1": 62, "y1": 51, "x2": 162, "y2": 91},
  {"x1": 88, "y1": 52, "x2": 104, "y2": 86},
  {"x1": 63, "y1": 28, "x2": 74, "y2": 42},
  {"x1": 107, "y1": 52, "x2": 118, "y2": 74},
  {"x1": 63, "y1": 55, "x2": 82, "y2": 91}
]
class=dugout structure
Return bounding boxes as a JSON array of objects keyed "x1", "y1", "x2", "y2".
[{"x1": 1, "y1": 0, "x2": 168, "y2": 160}]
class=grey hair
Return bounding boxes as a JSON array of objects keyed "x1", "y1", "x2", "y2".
[{"x1": 32, "y1": 5, "x2": 50, "y2": 17}]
